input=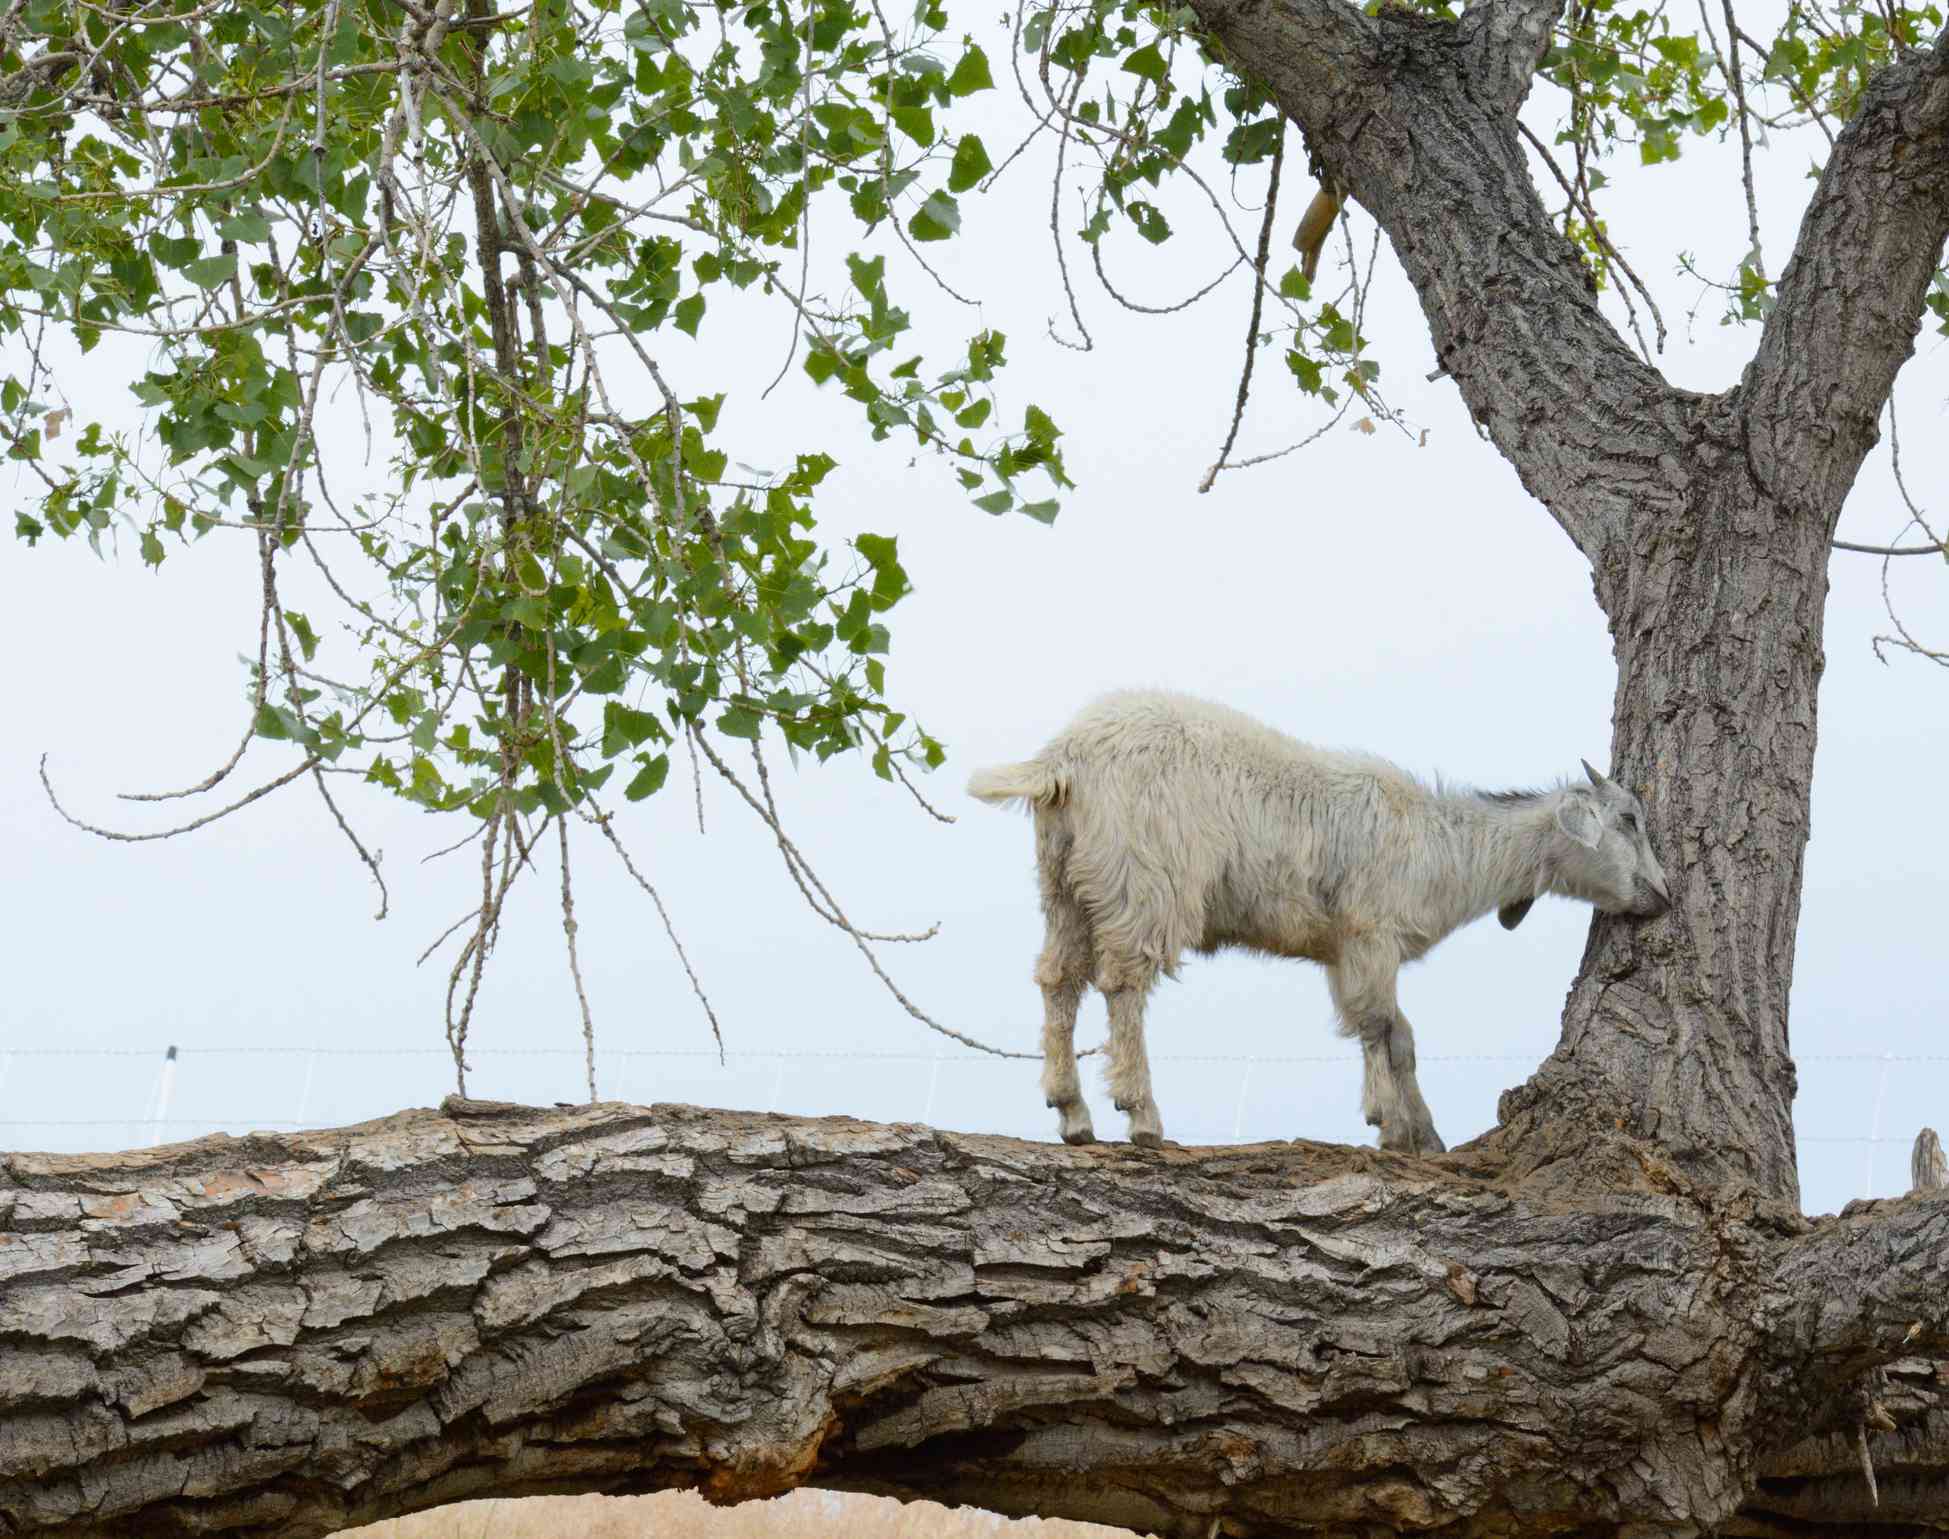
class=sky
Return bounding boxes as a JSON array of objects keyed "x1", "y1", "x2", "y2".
[{"x1": 2, "y1": 23, "x2": 1945, "y2": 1217}]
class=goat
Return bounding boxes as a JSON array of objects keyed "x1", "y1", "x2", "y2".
[{"x1": 968, "y1": 690, "x2": 1672, "y2": 1154}]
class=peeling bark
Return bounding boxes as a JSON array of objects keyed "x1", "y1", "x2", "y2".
[{"x1": 0, "y1": 1102, "x2": 1945, "y2": 1539}]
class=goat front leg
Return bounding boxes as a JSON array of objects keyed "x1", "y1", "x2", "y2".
[
  {"x1": 1328, "y1": 944, "x2": 1444, "y2": 1156},
  {"x1": 1384, "y1": 1011, "x2": 1444, "y2": 1155},
  {"x1": 1099, "y1": 959, "x2": 1163, "y2": 1147}
]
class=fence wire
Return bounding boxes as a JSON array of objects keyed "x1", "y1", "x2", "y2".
[{"x1": 0, "y1": 1042, "x2": 1934, "y2": 1147}]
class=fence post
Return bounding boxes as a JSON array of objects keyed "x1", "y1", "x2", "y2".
[
  {"x1": 148, "y1": 1045, "x2": 178, "y2": 1148},
  {"x1": 922, "y1": 1041, "x2": 946, "y2": 1125},
  {"x1": 1231, "y1": 1057, "x2": 1256, "y2": 1142},
  {"x1": 294, "y1": 1050, "x2": 318, "y2": 1129},
  {"x1": 1861, "y1": 1051, "x2": 1895, "y2": 1197}
]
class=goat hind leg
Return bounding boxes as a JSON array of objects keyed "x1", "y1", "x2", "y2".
[
  {"x1": 1100, "y1": 960, "x2": 1163, "y2": 1147},
  {"x1": 1036, "y1": 951, "x2": 1094, "y2": 1145},
  {"x1": 1035, "y1": 867, "x2": 1097, "y2": 1145}
]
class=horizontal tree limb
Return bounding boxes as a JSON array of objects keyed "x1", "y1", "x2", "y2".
[{"x1": 0, "y1": 1101, "x2": 1943, "y2": 1538}]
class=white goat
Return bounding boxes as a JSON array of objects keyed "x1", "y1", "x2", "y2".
[{"x1": 969, "y1": 690, "x2": 1672, "y2": 1154}]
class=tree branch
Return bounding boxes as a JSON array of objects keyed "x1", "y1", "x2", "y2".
[
  {"x1": 1740, "y1": 40, "x2": 1949, "y2": 524},
  {"x1": 1772, "y1": 1189, "x2": 1949, "y2": 1384},
  {"x1": 1, "y1": 1103, "x2": 1945, "y2": 1539},
  {"x1": 1185, "y1": 0, "x2": 1688, "y2": 562},
  {"x1": 1460, "y1": 0, "x2": 1567, "y2": 114}
]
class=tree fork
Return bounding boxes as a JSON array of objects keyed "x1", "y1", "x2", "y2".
[
  {"x1": 0, "y1": 1101, "x2": 1943, "y2": 1539},
  {"x1": 1178, "y1": 0, "x2": 1949, "y2": 1204}
]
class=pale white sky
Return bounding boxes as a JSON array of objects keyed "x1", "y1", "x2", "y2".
[{"x1": 2, "y1": 29, "x2": 1945, "y2": 1216}]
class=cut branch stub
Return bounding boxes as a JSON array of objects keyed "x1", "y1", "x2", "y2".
[
  {"x1": 1, "y1": 1102, "x2": 1946, "y2": 1539},
  {"x1": 1914, "y1": 1127, "x2": 1947, "y2": 1194}
]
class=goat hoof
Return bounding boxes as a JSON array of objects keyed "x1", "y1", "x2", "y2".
[
  {"x1": 1129, "y1": 1128, "x2": 1163, "y2": 1149},
  {"x1": 1062, "y1": 1126, "x2": 1096, "y2": 1146}
]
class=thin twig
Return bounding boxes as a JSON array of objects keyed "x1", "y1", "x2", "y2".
[
  {"x1": 312, "y1": 766, "x2": 389, "y2": 921},
  {"x1": 1718, "y1": 0, "x2": 1765, "y2": 280},
  {"x1": 691, "y1": 730, "x2": 1033, "y2": 1059},
  {"x1": 588, "y1": 807, "x2": 726, "y2": 1063},
  {"x1": 1515, "y1": 118, "x2": 1666, "y2": 356},
  {"x1": 1201, "y1": 131, "x2": 1283, "y2": 494},
  {"x1": 557, "y1": 818, "x2": 599, "y2": 1102},
  {"x1": 1833, "y1": 537, "x2": 1948, "y2": 556}
]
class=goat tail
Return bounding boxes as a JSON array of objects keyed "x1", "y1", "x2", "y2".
[{"x1": 967, "y1": 759, "x2": 1066, "y2": 811}]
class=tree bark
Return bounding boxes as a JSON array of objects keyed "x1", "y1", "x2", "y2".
[
  {"x1": 1177, "y1": 0, "x2": 1949, "y2": 1206},
  {"x1": 1, "y1": 1101, "x2": 1945, "y2": 1539},
  {"x1": 1915, "y1": 1130, "x2": 1947, "y2": 1194}
]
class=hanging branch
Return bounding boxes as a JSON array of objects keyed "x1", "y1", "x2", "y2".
[{"x1": 1200, "y1": 129, "x2": 1283, "y2": 492}]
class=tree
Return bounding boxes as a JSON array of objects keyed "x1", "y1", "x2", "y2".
[{"x1": 2, "y1": 0, "x2": 1947, "y2": 1531}]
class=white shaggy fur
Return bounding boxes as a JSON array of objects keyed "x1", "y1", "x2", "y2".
[{"x1": 970, "y1": 690, "x2": 1673, "y2": 1154}]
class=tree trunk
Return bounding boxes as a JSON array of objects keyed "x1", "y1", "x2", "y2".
[
  {"x1": 1496, "y1": 434, "x2": 1821, "y2": 1204},
  {"x1": 0, "y1": 1101, "x2": 1944, "y2": 1539},
  {"x1": 1176, "y1": 0, "x2": 1949, "y2": 1206}
]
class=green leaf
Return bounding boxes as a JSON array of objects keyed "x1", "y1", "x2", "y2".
[
  {"x1": 1121, "y1": 43, "x2": 1168, "y2": 83},
  {"x1": 891, "y1": 102, "x2": 936, "y2": 146},
  {"x1": 948, "y1": 134, "x2": 993, "y2": 193},
  {"x1": 603, "y1": 701, "x2": 662, "y2": 755},
  {"x1": 1127, "y1": 202, "x2": 1171, "y2": 245},
  {"x1": 947, "y1": 44, "x2": 993, "y2": 96},
  {"x1": 1222, "y1": 117, "x2": 1282, "y2": 165},
  {"x1": 185, "y1": 251, "x2": 239, "y2": 289},
  {"x1": 284, "y1": 610, "x2": 319, "y2": 661},
  {"x1": 688, "y1": 393, "x2": 726, "y2": 432},
  {"x1": 506, "y1": 595, "x2": 549, "y2": 629},
  {"x1": 624, "y1": 754, "x2": 670, "y2": 800},
  {"x1": 718, "y1": 704, "x2": 762, "y2": 739},
  {"x1": 217, "y1": 210, "x2": 272, "y2": 243},
  {"x1": 674, "y1": 293, "x2": 705, "y2": 336},
  {"x1": 1286, "y1": 348, "x2": 1326, "y2": 395},
  {"x1": 907, "y1": 191, "x2": 961, "y2": 243}
]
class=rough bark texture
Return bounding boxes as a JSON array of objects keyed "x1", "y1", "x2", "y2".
[
  {"x1": 0, "y1": 1101, "x2": 1946, "y2": 1539},
  {"x1": 1915, "y1": 1130, "x2": 1947, "y2": 1194}
]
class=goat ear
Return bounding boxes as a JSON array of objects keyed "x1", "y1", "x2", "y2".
[
  {"x1": 1498, "y1": 898, "x2": 1535, "y2": 930},
  {"x1": 1555, "y1": 792, "x2": 1603, "y2": 849},
  {"x1": 1581, "y1": 758, "x2": 1609, "y2": 790}
]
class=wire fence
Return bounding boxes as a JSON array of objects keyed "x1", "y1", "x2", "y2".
[{"x1": 0, "y1": 1042, "x2": 1937, "y2": 1150}]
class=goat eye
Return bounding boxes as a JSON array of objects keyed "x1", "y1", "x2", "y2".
[{"x1": 1622, "y1": 812, "x2": 1639, "y2": 832}]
